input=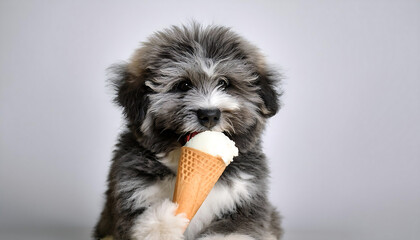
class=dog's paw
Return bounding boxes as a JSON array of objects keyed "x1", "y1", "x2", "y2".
[
  {"x1": 198, "y1": 234, "x2": 256, "y2": 240},
  {"x1": 131, "y1": 199, "x2": 189, "y2": 240}
]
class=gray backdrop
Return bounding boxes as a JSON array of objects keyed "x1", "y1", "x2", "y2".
[{"x1": 1, "y1": 0, "x2": 419, "y2": 240}]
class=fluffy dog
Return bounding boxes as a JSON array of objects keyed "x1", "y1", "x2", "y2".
[{"x1": 93, "y1": 23, "x2": 283, "y2": 240}]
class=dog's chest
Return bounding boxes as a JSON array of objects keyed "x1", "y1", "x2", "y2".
[
  {"x1": 145, "y1": 176, "x2": 251, "y2": 239},
  {"x1": 184, "y1": 180, "x2": 250, "y2": 239},
  {"x1": 157, "y1": 150, "x2": 253, "y2": 239}
]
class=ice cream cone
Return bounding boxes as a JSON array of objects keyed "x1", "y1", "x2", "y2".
[{"x1": 173, "y1": 146, "x2": 226, "y2": 222}]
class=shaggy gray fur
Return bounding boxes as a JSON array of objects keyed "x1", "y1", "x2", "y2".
[{"x1": 94, "y1": 23, "x2": 283, "y2": 240}]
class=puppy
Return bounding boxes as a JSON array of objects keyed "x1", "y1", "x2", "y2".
[{"x1": 94, "y1": 23, "x2": 283, "y2": 240}]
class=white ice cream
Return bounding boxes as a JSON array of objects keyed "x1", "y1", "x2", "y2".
[{"x1": 184, "y1": 131, "x2": 238, "y2": 165}]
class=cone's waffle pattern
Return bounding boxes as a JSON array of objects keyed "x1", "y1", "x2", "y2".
[{"x1": 173, "y1": 147, "x2": 226, "y2": 221}]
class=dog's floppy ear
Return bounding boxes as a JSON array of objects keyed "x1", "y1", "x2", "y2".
[
  {"x1": 110, "y1": 64, "x2": 149, "y2": 125},
  {"x1": 256, "y1": 69, "x2": 281, "y2": 118}
]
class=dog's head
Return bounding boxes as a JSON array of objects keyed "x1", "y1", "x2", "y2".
[{"x1": 112, "y1": 24, "x2": 281, "y2": 153}]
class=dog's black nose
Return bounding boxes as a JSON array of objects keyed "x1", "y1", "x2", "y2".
[{"x1": 197, "y1": 109, "x2": 221, "y2": 128}]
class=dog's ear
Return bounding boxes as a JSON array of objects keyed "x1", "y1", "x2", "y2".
[
  {"x1": 256, "y1": 69, "x2": 281, "y2": 118},
  {"x1": 110, "y1": 64, "x2": 149, "y2": 125}
]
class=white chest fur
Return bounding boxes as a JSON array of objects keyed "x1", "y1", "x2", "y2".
[
  {"x1": 184, "y1": 174, "x2": 254, "y2": 239},
  {"x1": 155, "y1": 149, "x2": 255, "y2": 239}
]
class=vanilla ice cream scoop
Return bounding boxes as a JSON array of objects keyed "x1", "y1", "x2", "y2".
[{"x1": 184, "y1": 131, "x2": 238, "y2": 165}]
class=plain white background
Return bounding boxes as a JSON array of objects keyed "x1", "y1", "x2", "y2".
[{"x1": 1, "y1": 0, "x2": 419, "y2": 240}]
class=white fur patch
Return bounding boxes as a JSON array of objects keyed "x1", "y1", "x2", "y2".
[
  {"x1": 198, "y1": 233, "x2": 255, "y2": 240},
  {"x1": 184, "y1": 173, "x2": 255, "y2": 239},
  {"x1": 158, "y1": 148, "x2": 181, "y2": 173},
  {"x1": 198, "y1": 58, "x2": 218, "y2": 77},
  {"x1": 117, "y1": 176, "x2": 176, "y2": 210},
  {"x1": 131, "y1": 199, "x2": 189, "y2": 240},
  {"x1": 195, "y1": 89, "x2": 240, "y2": 111}
]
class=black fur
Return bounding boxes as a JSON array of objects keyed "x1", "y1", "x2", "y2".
[
  {"x1": 110, "y1": 65, "x2": 150, "y2": 126},
  {"x1": 257, "y1": 71, "x2": 281, "y2": 118}
]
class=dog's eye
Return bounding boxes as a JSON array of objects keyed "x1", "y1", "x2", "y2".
[
  {"x1": 217, "y1": 77, "x2": 229, "y2": 90},
  {"x1": 177, "y1": 79, "x2": 193, "y2": 92}
]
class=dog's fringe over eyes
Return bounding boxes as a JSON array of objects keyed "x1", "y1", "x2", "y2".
[{"x1": 94, "y1": 22, "x2": 284, "y2": 240}]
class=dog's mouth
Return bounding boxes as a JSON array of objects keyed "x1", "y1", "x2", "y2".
[
  {"x1": 185, "y1": 132, "x2": 200, "y2": 143},
  {"x1": 180, "y1": 131, "x2": 200, "y2": 145}
]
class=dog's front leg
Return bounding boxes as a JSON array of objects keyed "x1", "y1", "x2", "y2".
[{"x1": 130, "y1": 199, "x2": 189, "y2": 240}]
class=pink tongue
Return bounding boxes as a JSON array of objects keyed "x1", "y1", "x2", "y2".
[{"x1": 185, "y1": 132, "x2": 199, "y2": 143}]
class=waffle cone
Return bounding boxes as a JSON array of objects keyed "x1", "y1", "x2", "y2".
[{"x1": 173, "y1": 146, "x2": 226, "y2": 221}]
